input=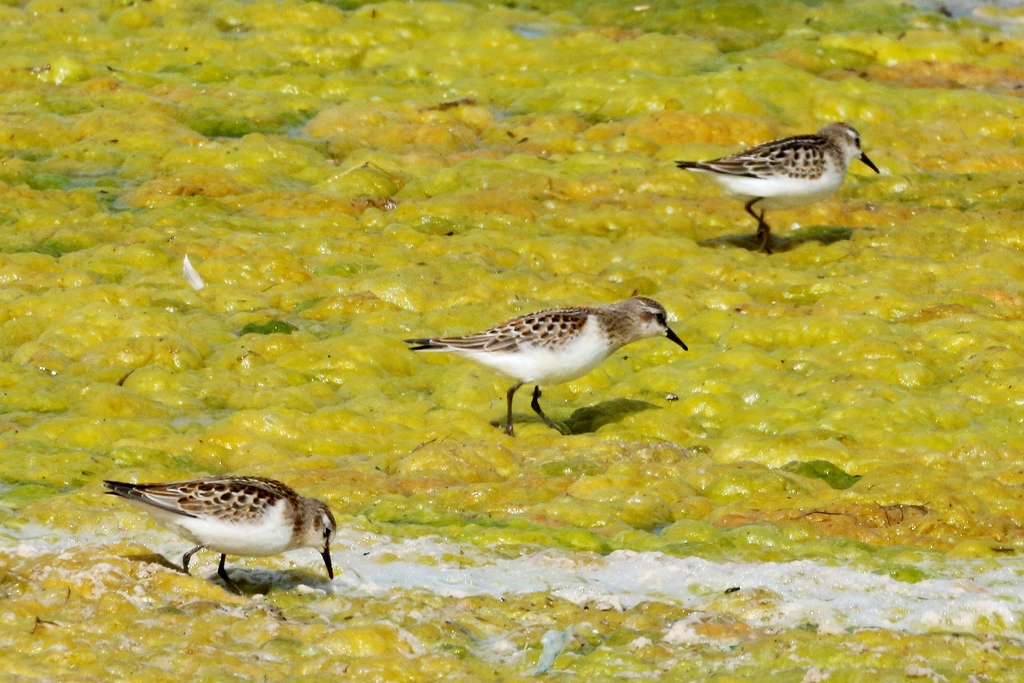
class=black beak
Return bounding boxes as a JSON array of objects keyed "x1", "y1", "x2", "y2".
[
  {"x1": 859, "y1": 152, "x2": 879, "y2": 174},
  {"x1": 322, "y1": 545, "x2": 334, "y2": 580},
  {"x1": 665, "y1": 327, "x2": 688, "y2": 351}
]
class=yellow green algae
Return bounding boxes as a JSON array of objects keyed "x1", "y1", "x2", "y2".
[{"x1": 1, "y1": 0, "x2": 1024, "y2": 679}]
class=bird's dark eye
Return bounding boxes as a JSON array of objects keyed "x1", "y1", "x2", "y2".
[
  {"x1": 323, "y1": 527, "x2": 331, "y2": 538},
  {"x1": 656, "y1": 312, "x2": 666, "y2": 324}
]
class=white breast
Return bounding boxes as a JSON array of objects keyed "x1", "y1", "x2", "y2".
[
  {"x1": 712, "y1": 169, "x2": 846, "y2": 208},
  {"x1": 457, "y1": 318, "x2": 614, "y2": 385},
  {"x1": 137, "y1": 500, "x2": 296, "y2": 557}
]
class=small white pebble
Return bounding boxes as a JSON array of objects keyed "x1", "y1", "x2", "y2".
[
  {"x1": 627, "y1": 637, "x2": 652, "y2": 651},
  {"x1": 801, "y1": 668, "x2": 831, "y2": 683}
]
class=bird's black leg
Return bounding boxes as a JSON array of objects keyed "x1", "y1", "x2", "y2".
[
  {"x1": 182, "y1": 545, "x2": 204, "y2": 575},
  {"x1": 505, "y1": 381, "x2": 524, "y2": 436},
  {"x1": 744, "y1": 197, "x2": 772, "y2": 254},
  {"x1": 216, "y1": 554, "x2": 242, "y2": 593},
  {"x1": 757, "y1": 209, "x2": 772, "y2": 255},
  {"x1": 530, "y1": 386, "x2": 568, "y2": 434}
]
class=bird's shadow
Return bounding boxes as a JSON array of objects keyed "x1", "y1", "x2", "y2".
[
  {"x1": 215, "y1": 569, "x2": 330, "y2": 596},
  {"x1": 698, "y1": 225, "x2": 852, "y2": 253},
  {"x1": 122, "y1": 553, "x2": 328, "y2": 596},
  {"x1": 497, "y1": 398, "x2": 660, "y2": 435}
]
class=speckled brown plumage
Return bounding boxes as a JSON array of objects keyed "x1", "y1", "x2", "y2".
[
  {"x1": 676, "y1": 122, "x2": 879, "y2": 254},
  {"x1": 405, "y1": 297, "x2": 688, "y2": 436},
  {"x1": 677, "y1": 134, "x2": 832, "y2": 181},
  {"x1": 103, "y1": 476, "x2": 337, "y2": 584},
  {"x1": 105, "y1": 476, "x2": 300, "y2": 524},
  {"x1": 406, "y1": 308, "x2": 592, "y2": 353}
]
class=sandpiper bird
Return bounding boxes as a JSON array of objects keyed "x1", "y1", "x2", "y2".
[
  {"x1": 104, "y1": 476, "x2": 336, "y2": 583},
  {"x1": 676, "y1": 122, "x2": 879, "y2": 253},
  {"x1": 405, "y1": 296, "x2": 688, "y2": 436}
]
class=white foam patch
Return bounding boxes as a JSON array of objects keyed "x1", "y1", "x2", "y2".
[
  {"x1": 325, "y1": 532, "x2": 1024, "y2": 636},
  {"x1": 4, "y1": 526, "x2": 1024, "y2": 636}
]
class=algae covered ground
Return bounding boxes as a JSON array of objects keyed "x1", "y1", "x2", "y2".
[{"x1": 2, "y1": 0, "x2": 1024, "y2": 680}]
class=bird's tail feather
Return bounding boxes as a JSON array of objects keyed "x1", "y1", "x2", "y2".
[
  {"x1": 404, "y1": 338, "x2": 444, "y2": 351},
  {"x1": 675, "y1": 160, "x2": 709, "y2": 171}
]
